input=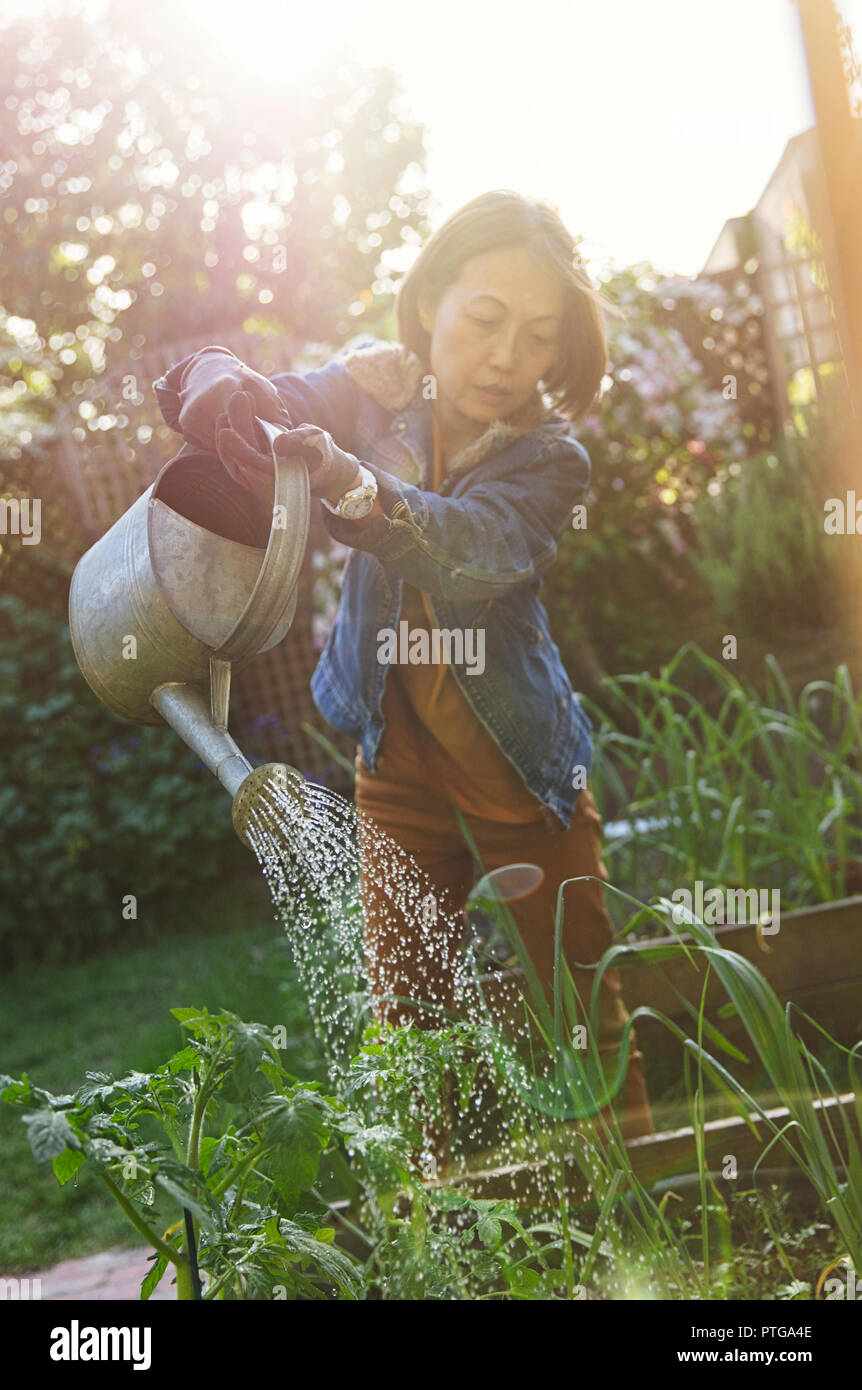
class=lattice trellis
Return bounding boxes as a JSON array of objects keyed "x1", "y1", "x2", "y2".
[{"x1": 55, "y1": 329, "x2": 355, "y2": 790}]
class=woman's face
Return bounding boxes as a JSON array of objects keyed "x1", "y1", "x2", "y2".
[{"x1": 418, "y1": 243, "x2": 565, "y2": 427}]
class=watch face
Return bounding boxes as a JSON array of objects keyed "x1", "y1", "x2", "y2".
[{"x1": 341, "y1": 492, "x2": 375, "y2": 520}]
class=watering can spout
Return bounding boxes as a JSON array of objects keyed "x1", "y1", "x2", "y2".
[
  {"x1": 150, "y1": 682, "x2": 255, "y2": 799},
  {"x1": 149, "y1": 682, "x2": 305, "y2": 850}
]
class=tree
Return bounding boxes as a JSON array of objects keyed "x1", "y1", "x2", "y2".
[{"x1": 0, "y1": 0, "x2": 431, "y2": 452}]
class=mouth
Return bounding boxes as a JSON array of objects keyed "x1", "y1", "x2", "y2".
[{"x1": 476, "y1": 385, "x2": 511, "y2": 403}]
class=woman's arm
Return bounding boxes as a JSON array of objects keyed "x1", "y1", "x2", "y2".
[
  {"x1": 267, "y1": 357, "x2": 361, "y2": 450},
  {"x1": 326, "y1": 437, "x2": 590, "y2": 602}
]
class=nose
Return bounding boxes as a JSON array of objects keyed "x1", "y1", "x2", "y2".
[{"x1": 487, "y1": 324, "x2": 519, "y2": 375}]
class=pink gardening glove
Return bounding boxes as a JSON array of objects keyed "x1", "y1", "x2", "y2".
[
  {"x1": 175, "y1": 346, "x2": 291, "y2": 451},
  {"x1": 214, "y1": 390, "x2": 289, "y2": 502},
  {"x1": 216, "y1": 400, "x2": 364, "y2": 504},
  {"x1": 275, "y1": 423, "x2": 364, "y2": 501}
]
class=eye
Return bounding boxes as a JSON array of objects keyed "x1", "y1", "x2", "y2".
[
  {"x1": 468, "y1": 314, "x2": 497, "y2": 328},
  {"x1": 533, "y1": 336, "x2": 554, "y2": 348}
]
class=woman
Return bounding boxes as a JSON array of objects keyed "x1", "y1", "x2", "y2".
[{"x1": 153, "y1": 189, "x2": 654, "y2": 1155}]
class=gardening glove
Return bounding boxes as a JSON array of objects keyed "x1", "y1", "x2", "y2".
[
  {"x1": 171, "y1": 345, "x2": 291, "y2": 451},
  {"x1": 214, "y1": 389, "x2": 292, "y2": 503},
  {"x1": 275, "y1": 423, "x2": 364, "y2": 503}
]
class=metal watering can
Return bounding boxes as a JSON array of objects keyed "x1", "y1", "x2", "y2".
[{"x1": 68, "y1": 420, "x2": 310, "y2": 849}]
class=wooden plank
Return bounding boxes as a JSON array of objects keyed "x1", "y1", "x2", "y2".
[
  {"x1": 320, "y1": 1094, "x2": 859, "y2": 1256},
  {"x1": 625, "y1": 896, "x2": 862, "y2": 1011},
  {"x1": 423, "y1": 1091, "x2": 860, "y2": 1207},
  {"x1": 622, "y1": 896, "x2": 862, "y2": 1067},
  {"x1": 474, "y1": 896, "x2": 862, "y2": 1074}
]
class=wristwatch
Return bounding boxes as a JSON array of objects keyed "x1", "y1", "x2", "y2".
[{"x1": 323, "y1": 463, "x2": 378, "y2": 520}]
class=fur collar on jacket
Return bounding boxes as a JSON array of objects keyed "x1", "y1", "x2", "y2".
[{"x1": 340, "y1": 337, "x2": 551, "y2": 477}]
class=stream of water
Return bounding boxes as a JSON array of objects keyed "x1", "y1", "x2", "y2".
[{"x1": 243, "y1": 772, "x2": 617, "y2": 1201}]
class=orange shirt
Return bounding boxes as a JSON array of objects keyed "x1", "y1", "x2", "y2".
[{"x1": 378, "y1": 412, "x2": 545, "y2": 822}]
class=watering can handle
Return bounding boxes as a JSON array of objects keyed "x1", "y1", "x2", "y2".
[{"x1": 211, "y1": 416, "x2": 311, "y2": 669}]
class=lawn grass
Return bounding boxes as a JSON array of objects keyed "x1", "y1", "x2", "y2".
[{"x1": 0, "y1": 873, "x2": 324, "y2": 1273}]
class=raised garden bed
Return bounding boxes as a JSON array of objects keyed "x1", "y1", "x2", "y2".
[
  {"x1": 426, "y1": 1091, "x2": 860, "y2": 1207},
  {"x1": 474, "y1": 893, "x2": 862, "y2": 1088},
  {"x1": 624, "y1": 892, "x2": 862, "y2": 1080},
  {"x1": 418, "y1": 894, "x2": 862, "y2": 1207}
]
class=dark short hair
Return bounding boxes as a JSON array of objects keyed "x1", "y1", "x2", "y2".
[{"x1": 395, "y1": 189, "x2": 621, "y2": 421}]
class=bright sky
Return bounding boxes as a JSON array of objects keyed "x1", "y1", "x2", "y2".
[
  {"x1": 4, "y1": 0, "x2": 861, "y2": 277},
  {"x1": 185, "y1": 0, "x2": 861, "y2": 277}
]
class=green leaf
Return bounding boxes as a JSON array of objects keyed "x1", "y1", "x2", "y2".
[
  {"x1": 85, "y1": 1137, "x2": 135, "y2": 1165},
  {"x1": 776, "y1": 1279, "x2": 812, "y2": 1300},
  {"x1": 141, "y1": 1254, "x2": 169, "y2": 1301},
  {"x1": 170, "y1": 1007, "x2": 214, "y2": 1040},
  {"x1": 477, "y1": 1214, "x2": 502, "y2": 1248},
  {"x1": 199, "y1": 1135, "x2": 225, "y2": 1177},
  {"x1": 261, "y1": 1092, "x2": 331, "y2": 1208},
  {"x1": 259, "y1": 1059, "x2": 288, "y2": 1090},
  {"x1": 77, "y1": 1073, "x2": 118, "y2": 1106},
  {"x1": 23, "y1": 1109, "x2": 81, "y2": 1163},
  {"x1": 223, "y1": 1021, "x2": 271, "y2": 1100},
  {"x1": 276, "y1": 1219, "x2": 361, "y2": 1295},
  {"x1": 0, "y1": 1074, "x2": 31, "y2": 1102},
  {"x1": 167, "y1": 1046, "x2": 199, "y2": 1075},
  {"x1": 508, "y1": 1266, "x2": 542, "y2": 1297},
  {"x1": 52, "y1": 1147, "x2": 85, "y2": 1186}
]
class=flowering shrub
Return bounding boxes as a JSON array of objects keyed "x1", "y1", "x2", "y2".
[{"x1": 545, "y1": 262, "x2": 770, "y2": 678}]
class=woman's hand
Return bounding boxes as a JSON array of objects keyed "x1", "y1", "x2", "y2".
[
  {"x1": 215, "y1": 397, "x2": 363, "y2": 505},
  {"x1": 176, "y1": 345, "x2": 291, "y2": 451},
  {"x1": 279, "y1": 423, "x2": 364, "y2": 503},
  {"x1": 214, "y1": 390, "x2": 283, "y2": 502}
]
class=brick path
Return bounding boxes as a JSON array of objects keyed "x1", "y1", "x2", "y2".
[{"x1": 17, "y1": 1246, "x2": 177, "y2": 1300}]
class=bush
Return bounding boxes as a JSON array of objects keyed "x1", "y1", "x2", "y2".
[
  {"x1": 545, "y1": 263, "x2": 757, "y2": 680},
  {"x1": 0, "y1": 590, "x2": 247, "y2": 967}
]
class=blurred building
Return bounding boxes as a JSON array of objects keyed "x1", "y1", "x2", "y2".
[{"x1": 700, "y1": 126, "x2": 845, "y2": 427}]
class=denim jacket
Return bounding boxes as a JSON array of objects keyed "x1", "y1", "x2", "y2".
[{"x1": 153, "y1": 336, "x2": 594, "y2": 827}]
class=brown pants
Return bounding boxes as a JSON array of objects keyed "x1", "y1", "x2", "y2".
[{"x1": 354, "y1": 752, "x2": 654, "y2": 1156}]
